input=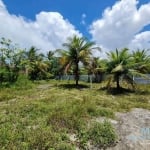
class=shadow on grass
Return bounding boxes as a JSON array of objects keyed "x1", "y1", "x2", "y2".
[
  {"x1": 99, "y1": 87, "x2": 135, "y2": 95},
  {"x1": 58, "y1": 83, "x2": 89, "y2": 89},
  {"x1": 135, "y1": 89, "x2": 150, "y2": 95}
]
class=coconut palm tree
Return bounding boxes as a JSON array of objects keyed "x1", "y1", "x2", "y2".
[
  {"x1": 47, "y1": 51, "x2": 54, "y2": 61},
  {"x1": 87, "y1": 57, "x2": 106, "y2": 82},
  {"x1": 45, "y1": 50, "x2": 61, "y2": 77},
  {"x1": 24, "y1": 46, "x2": 49, "y2": 80},
  {"x1": 58, "y1": 35, "x2": 100, "y2": 85},
  {"x1": 106, "y1": 48, "x2": 150, "y2": 90},
  {"x1": 132, "y1": 49, "x2": 150, "y2": 73},
  {"x1": 106, "y1": 48, "x2": 132, "y2": 89},
  {"x1": 26, "y1": 46, "x2": 43, "y2": 62}
]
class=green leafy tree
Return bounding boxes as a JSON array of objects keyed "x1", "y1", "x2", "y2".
[
  {"x1": 0, "y1": 37, "x2": 25, "y2": 84},
  {"x1": 0, "y1": 38, "x2": 11, "y2": 67},
  {"x1": 58, "y1": 35, "x2": 100, "y2": 85}
]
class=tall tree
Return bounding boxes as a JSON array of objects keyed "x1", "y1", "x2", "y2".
[{"x1": 58, "y1": 35, "x2": 100, "y2": 85}]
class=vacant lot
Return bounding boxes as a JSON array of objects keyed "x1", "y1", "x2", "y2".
[{"x1": 0, "y1": 80, "x2": 150, "y2": 149}]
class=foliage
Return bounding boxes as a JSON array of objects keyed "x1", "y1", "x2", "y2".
[
  {"x1": 88, "y1": 120, "x2": 117, "y2": 149},
  {"x1": 105, "y1": 48, "x2": 150, "y2": 90},
  {"x1": 46, "y1": 51, "x2": 62, "y2": 77},
  {"x1": 1, "y1": 36, "x2": 150, "y2": 149},
  {"x1": 0, "y1": 80, "x2": 150, "y2": 149},
  {"x1": 0, "y1": 37, "x2": 24, "y2": 84},
  {"x1": 76, "y1": 120, "x2": 117, "y2": 149},
  {"x1": 1, "y1": 36, "x2": 150, "y2": 89},
  {"x1": 132, "y1": 49, "x2": 150, "y2": 73},
  {"x1": 25, "y1": 46, "x2": 50, "y2": 80},
  {"x1": 58, "y1": 35, "x2": 100, "y2": 85},
  {"x1": 87, "y1": 57, "x2": 106, "y2": 82}
]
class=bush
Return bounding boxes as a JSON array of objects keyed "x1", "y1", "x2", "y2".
[
  {"x1": 0, "y1": 67, "x2": 18, "y2": 84},
  {"x1": 12, "y1": 74, "x2": 33, "y2": 89},
  {"x1": 88, "y1": 120, "x2": 117, "y2": 149}
]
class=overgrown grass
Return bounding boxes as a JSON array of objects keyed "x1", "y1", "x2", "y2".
[
  {"x1": 88, "y1": 120, "x2": 118, "y2": 148},
  {"x1": 0, "y1": 79, "x2": 150, "y2": 149}
]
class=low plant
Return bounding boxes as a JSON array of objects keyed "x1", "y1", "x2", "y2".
[{"x1": 88, "y1": 120, "x2": 118, "y2": 149}]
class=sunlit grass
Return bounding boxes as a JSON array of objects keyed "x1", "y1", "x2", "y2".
[{"x1": 0, "y1": 79, "x2": 150, "y2": 149}]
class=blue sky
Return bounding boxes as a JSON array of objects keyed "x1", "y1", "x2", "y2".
[
  {"x1": 1, "y1": 0, "x2": 150, "y2": 56},
  {"x1": 4, "y1": 0, "x2": 116, "y2": 37}
]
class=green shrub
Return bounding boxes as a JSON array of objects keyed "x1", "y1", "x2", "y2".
[
  {"x1": 0, "y1": 67, "x2": 18, "y2": 85},
  {"x1": 12, "y1": 74, "x2": 33, "y2": 89},
  {"x1": 88, "y1": 120, "x2": 117, "y2": 149}
]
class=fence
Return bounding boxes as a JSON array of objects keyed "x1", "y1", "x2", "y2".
[
  {"x1": 55, "y1": 74, "x2": 104, "y2": 83},
  {"x1": 133, "y1": 74, "x2": 150, "y2": 84},
  {"x1": 55, "y1": 74, "x2": 150, "y2": 84}
]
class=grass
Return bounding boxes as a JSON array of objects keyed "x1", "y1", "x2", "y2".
[
  {"x1": 0, "y1": 79, "x2": 150, "y2": 149},
  {"x1": 88, "y1": 120, "x2": 118, "y2": 148}
]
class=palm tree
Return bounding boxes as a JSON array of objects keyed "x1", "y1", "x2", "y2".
[
  {"x1": 87, "y1": 57, "x2": 106, "y2": 82},
  {"x1": 45, "y1": 50, "x2": 61, "y2": 77},
  {"x1": 132, "y1": 49, "x2": 150, "y2": 73},
  {"x1": 24, "y1": 46, "x2": 49, "y2": 80},
  {"x1": 106, "y1": 48, "x2": 132, "y2": 89},
  {"x1": 106, "y1": 48, "x2": 150, "y2": 90},
  {"x1": 26, "y1": 46, "x2": 43, "y2": 62},
  {"x1": 58, "y1": 35, "x2": 100, "y2": 85},
  {"x1": 47, "y1": 51, "x2": 54, "y2": 61}
]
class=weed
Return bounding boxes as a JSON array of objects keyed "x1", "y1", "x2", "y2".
[
  {"x1": 88, "y1": 120, "x2": 118, "y2": 149},
  {"x1": 0, "y1": 80, "x2": 149, "y2": 149}
]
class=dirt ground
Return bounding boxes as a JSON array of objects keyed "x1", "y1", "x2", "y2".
[{"x1": 97, "y1": 108, "x2": 150, "y2": 150}]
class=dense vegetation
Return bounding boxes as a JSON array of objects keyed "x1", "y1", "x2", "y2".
[
  {"x1": 1, "y1": 36, "x2": 150, "y2": 89},
  {"x1": 0, "y1": 35, "x2": 150, "y2": 149},
  {"x1": 0, "y1": 36, "x2": 150, "y2": 89}
]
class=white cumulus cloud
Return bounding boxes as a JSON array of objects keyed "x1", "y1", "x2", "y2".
[
  {"x1": 129, "y1": 31, "x2": 150, "y2": 49},
  {"x1": 90, "y1": 0, "x2": 150, "y2": 54},
  {"x1": 0, "y1": 0, "x2": 81, "y2": 53}
]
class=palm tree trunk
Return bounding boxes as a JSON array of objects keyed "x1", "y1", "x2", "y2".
[
  {"x1": 75, "y1": 62, "x2": 79, "y2": 86},
  {"x1": 76, "y1": 77, "x2": 78, "y2": 85},
  {"x1": 116, "y1": 75, "x2": 120, "y2": 89}
]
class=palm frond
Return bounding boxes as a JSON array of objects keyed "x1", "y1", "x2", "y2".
[
  {"x1": 111, "y1": 64, "x2": 125, "y2": 73},
  {"x1": 129, "y1": 69, "x2": 150, "y2": 79}
]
